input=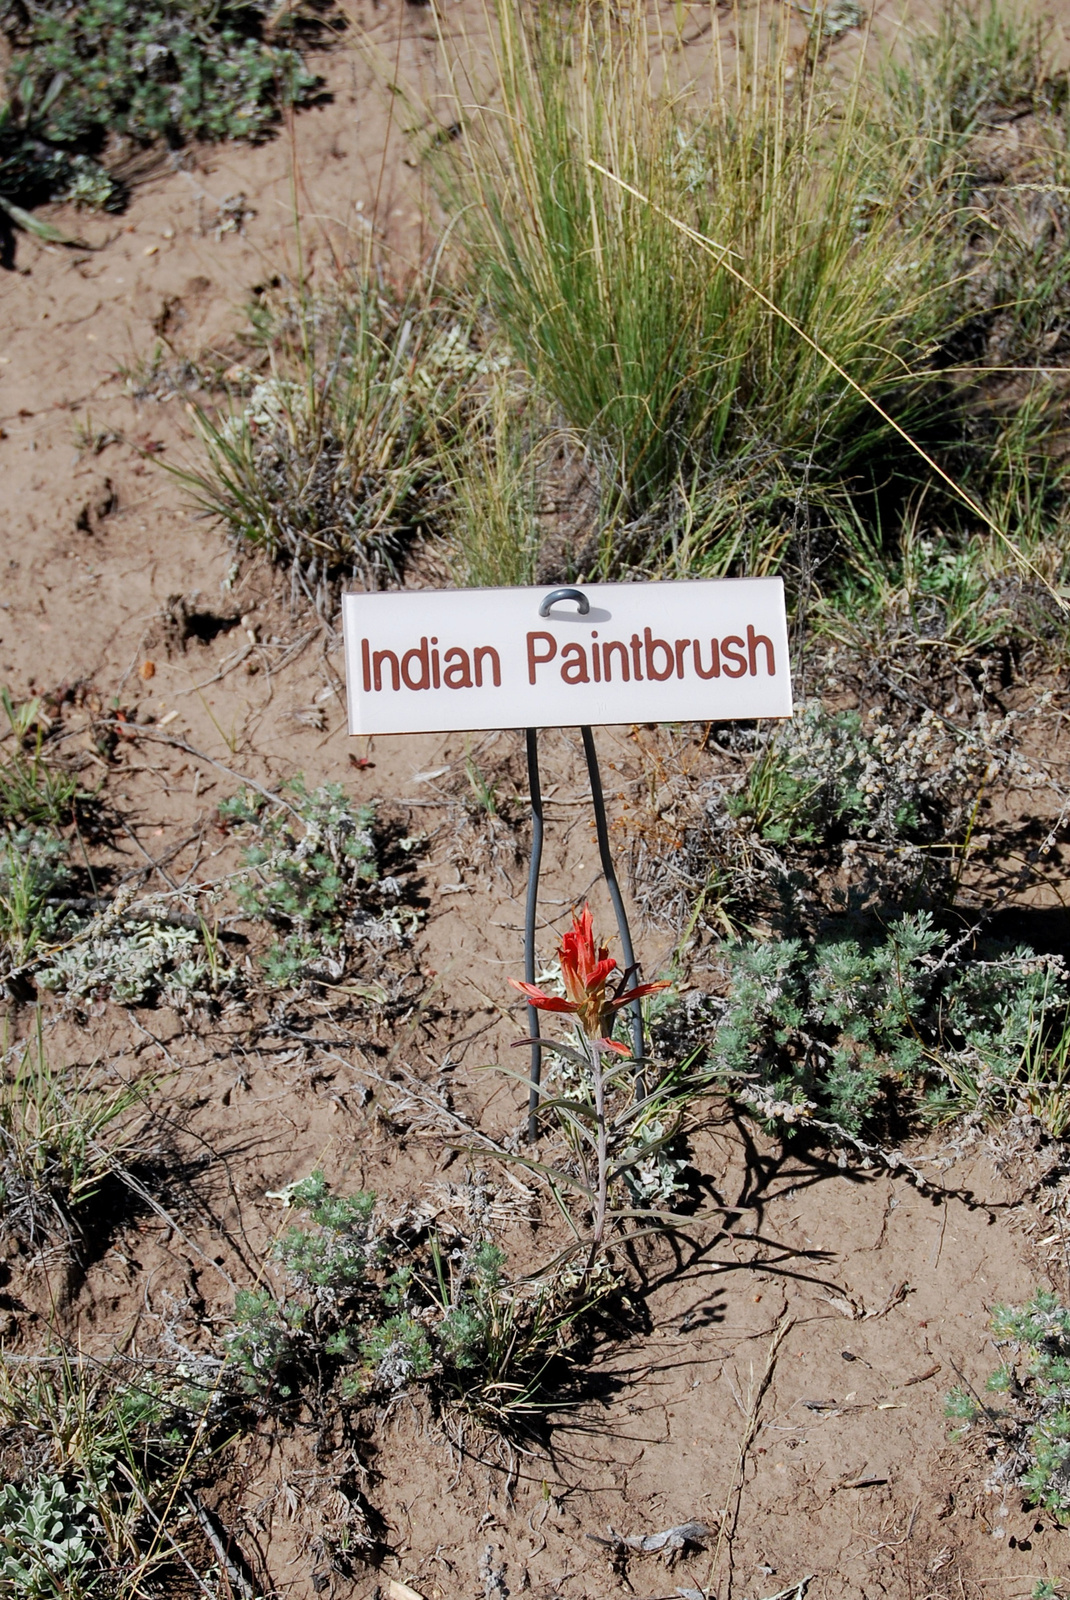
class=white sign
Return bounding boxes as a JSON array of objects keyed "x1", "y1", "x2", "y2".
[{"x1": 342, "y1": 579, "x2": 792, "y2": 735}]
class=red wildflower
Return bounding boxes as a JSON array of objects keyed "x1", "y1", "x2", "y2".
[{"x1": 510, "y1": 902, "x2": 669, "y2": 1050}]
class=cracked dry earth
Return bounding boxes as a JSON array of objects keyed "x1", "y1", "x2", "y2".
[{"x1": 4, "y1": 2, "x2": 1070, "y2": 1597}]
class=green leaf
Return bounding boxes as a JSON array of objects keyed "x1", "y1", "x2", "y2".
[{"x1": 0, "y1": 194, "x2": 85, "y2": 245}]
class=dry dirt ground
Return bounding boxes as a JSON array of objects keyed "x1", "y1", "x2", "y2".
[{"x1": 4, "y1": 3, "x2": 1070, "y2": 1597}]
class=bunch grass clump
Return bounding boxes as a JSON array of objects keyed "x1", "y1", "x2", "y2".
[
  {"x1": 0, "y1": 690, "x2": 85, "y2": 985},
  {"x1": 0, "y1": 1022, "x2": 148, "y2": 1248},
  {"x1": 434, "y1": 0, "x2": 955, "y2": 573},
  {"x1": 184, "y1": 281, "x2": 502, "y2": 604},
  {"x1": 0, "y1": 691, "x2": 78, "y2": 834}
]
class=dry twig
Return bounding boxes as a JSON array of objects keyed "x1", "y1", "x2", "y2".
[{"x1": 705, "y1": 1310, "x2": 794, "y2": 1600}]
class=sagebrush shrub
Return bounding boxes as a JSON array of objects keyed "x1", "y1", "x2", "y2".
[
  {"x1": 676, "y1": 912, "x2": 1067, "y2": 1134},
  {"x1": 728, "y1": 703, "x2": 991, "y2": 848},
  {"x1": 220, "y1": 778, "x2": 415, "y2": 988}
]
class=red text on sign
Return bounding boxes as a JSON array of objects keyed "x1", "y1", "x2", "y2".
[{"x1": 526, "y1": 626, "x2": 775, "y2": 686}]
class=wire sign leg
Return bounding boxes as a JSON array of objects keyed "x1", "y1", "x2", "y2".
[
  {"x1": 524, "y1": 728, "x2": 545, "y2": 1143},
  {"x1": 581, "y1": 726, "x2": 645, "y2": 1072}
]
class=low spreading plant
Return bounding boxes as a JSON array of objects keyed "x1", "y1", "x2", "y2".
[
  {"x1": 947, "y1": 1291, "x2": 1070, "y2": 1520},
  {"x1": 1, "y1": 0, "x2": 320, "y2": 153},
  {"x1": 224, "y1": 1169, "x2": 604, "y2": 1423},
  {"x1": 221, "y1": 778, "x2": 416, "y2": 989},
  {"x1": 683, "y1": 913, "x2": 1067, "y2": 1135},
  {"x1": 629, "y1": 698, "x2": 1013, "y2": 942},
  {"x1": 0, "y1": 1475, "x2": 98, "y2": 1599},
  {"x1": 37, "y1": 912, "x2": 228, "y2": 1011}
]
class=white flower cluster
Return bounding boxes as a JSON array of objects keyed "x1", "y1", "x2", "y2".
[
  {"x1": 404, "y1": 323, "x2": 508, "y2": 393},
  {"x1": 221, "y1": 376, "x2": 309, "y2": 447}
]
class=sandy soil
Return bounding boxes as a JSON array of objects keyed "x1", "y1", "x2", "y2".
[{"x1": 4, "y1": 4, "x2": 1070, "y2": 1597}]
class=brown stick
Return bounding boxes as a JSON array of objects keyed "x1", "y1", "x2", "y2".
[{"x1": 705, "y1": 1310, "x2": 794, "y2": 1600}]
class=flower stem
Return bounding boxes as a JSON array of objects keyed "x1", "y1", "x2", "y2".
[{"x1": 587, "y1": 1033, "x2": 609, "y2": 1272}]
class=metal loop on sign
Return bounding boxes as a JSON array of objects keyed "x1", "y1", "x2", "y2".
[{"x1": 538, "y1": 587, "x2": 590, "y2": 618}]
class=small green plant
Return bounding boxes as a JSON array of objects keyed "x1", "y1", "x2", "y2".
[
  {"x1": 0, "y1": 84, "x2": 121, "y2": 240},
  {"x1": 948, "y1": 1291, "x2": 1070, "y2": 1521},
  {"x1": 697, "y1": 913, "x2": 1067, "y2": 1135},
  {"x1": 1, "y1": 0, "x2": 320, "y2": 153},
  {"x1": 226, "y1": 1288, "x2": 307, "y2": 1400},
  {"x1": 223, "y1": 1169, "x2": 605, "y2": 1423},
  {"x1": 350, "y1": 1315, "x2": 433, "y2": 1398},
  {"x1": 221, "y1": 777, "x2": 415, "y2": 989},
  {"x1": 464, "y1": 755, "x2": 500, "y2": 819},
  {"x1": 0, "y1": 1022, "x2": 148, "y2": 1246},
  {"x1": 426, "y1": 1235, "x2": 610, "y2": 1417}
]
